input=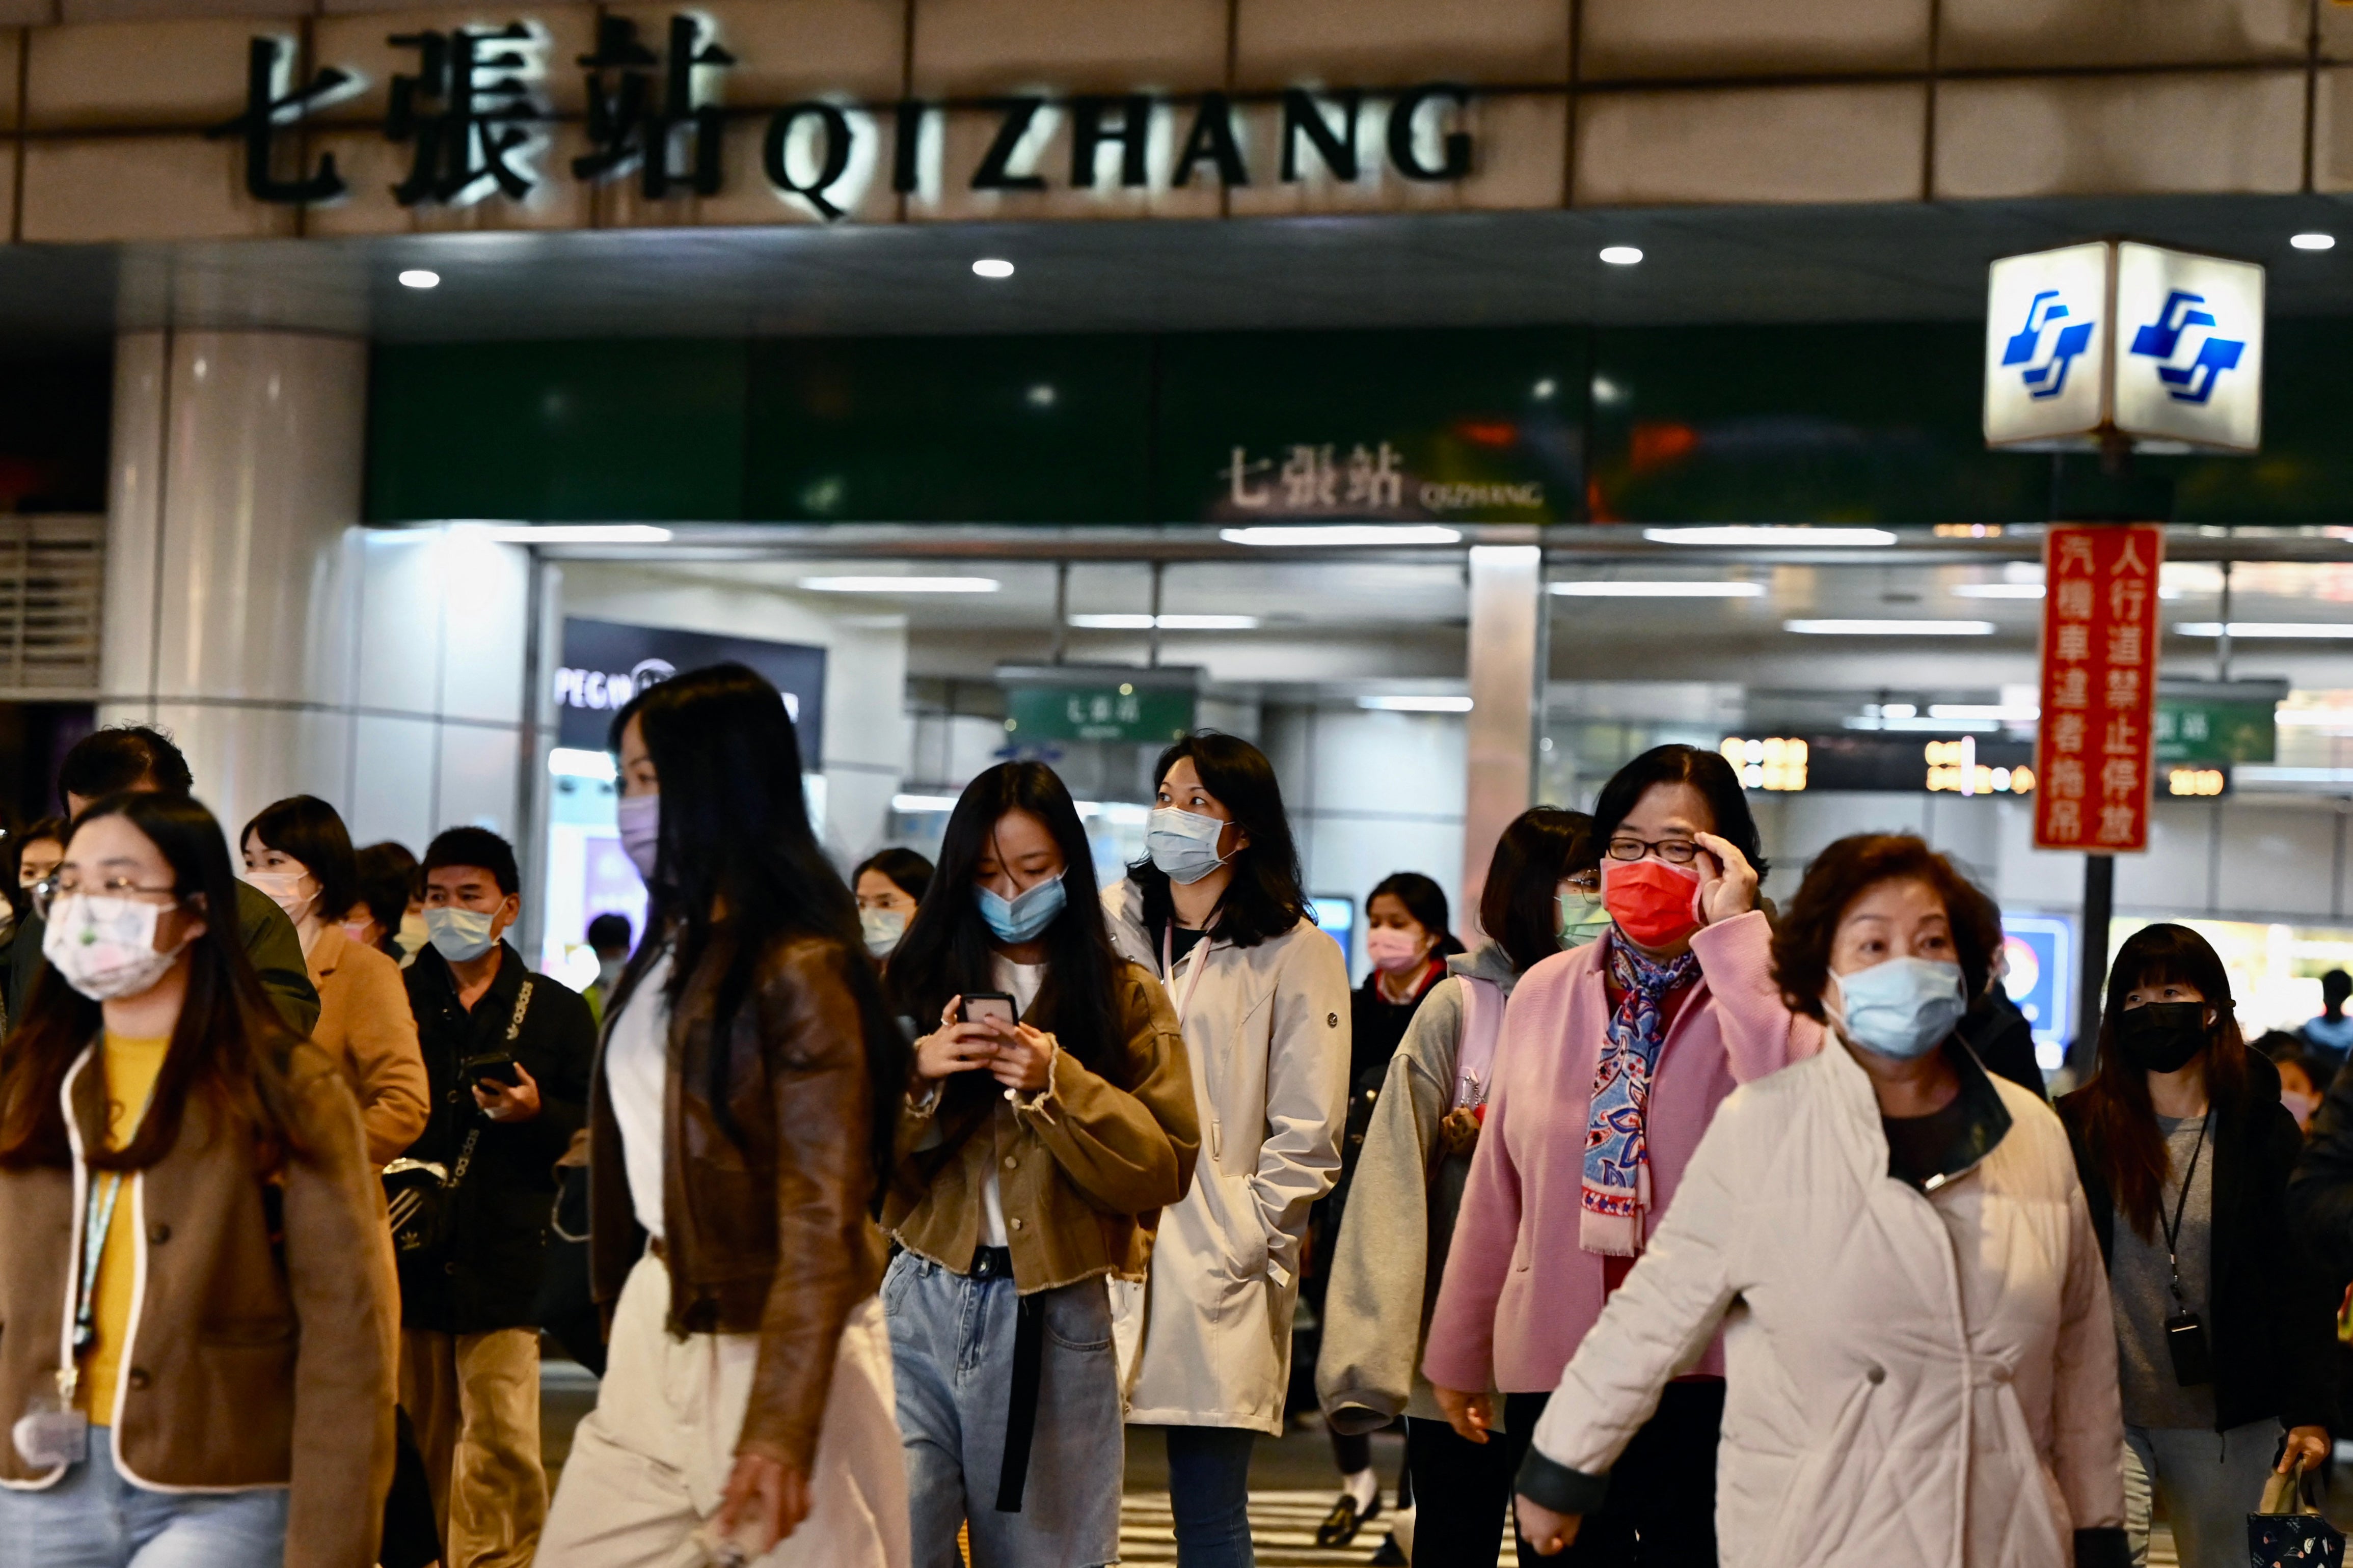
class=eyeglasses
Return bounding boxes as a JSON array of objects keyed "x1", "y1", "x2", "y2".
[
  {"x1": 32, "y1": 876, "x2": 180, "y2": 922},
  {"x1": 1605, "y1": 836, "x2": 1703, "y2": 865}
]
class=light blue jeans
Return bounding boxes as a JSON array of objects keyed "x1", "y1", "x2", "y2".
[
  {"x1": 884, "y1": 1250, "x2": 1123, "y2": 1568},
  {"x1": 0, "y1": 1430, "x2": 289, "y2": 1567}
]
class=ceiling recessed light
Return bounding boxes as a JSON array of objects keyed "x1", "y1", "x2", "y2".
[
  {"x1": 798, "y1": 575, "x2": 1002, "y2": 593},
  {"x1": 1550, "y1": 580, "x2": 1763, "y2": 598},
  {"x1": 1784, "y1": 619, "x2": 1997, "y2": 636},
  {"x1": 972, "y1": 258, "x2": 1015, "y2": 279},
  {"x1": 1532, "y1": 377, "x2": 1558, "y2": 400},
  {"x1": 1599, "y1": 245, "x2": 1643, "y2": 266},
  {"x1": 2292, "y1": 232, "x2": 2336, "y2": 251},
  {"x1": 1068, "y1": 613, "x2": 1259, "y2": 630},
  {"x1": 398, "y1": 269, "x2": 441, "y2": 289},
  {"x1": 1220, "y1": 524, "x2": 1461, "y2": 546},
  {"x1": 1643, "y1": 526, "x2": 1897, "y2": 546},
  {"x1": 1359, "y1": 695, "x2": 1474, "y2": 712}
]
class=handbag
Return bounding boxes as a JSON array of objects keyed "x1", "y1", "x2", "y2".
[
  {"x1": 2250, "y1": 1457, "x2": 2345, "y2": 1567},
  {"x1": 384, "y1": 979, "x2": 534, "y2": 1269}
]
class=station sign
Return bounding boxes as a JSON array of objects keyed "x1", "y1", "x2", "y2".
[
  {"x1": 996, "y1": 664, "x2": 1198, "y2": 745},
  {"x1": 1984, "y1": 241, "x2": 2263, "y2": 453},
  {"x1": 556, "y1": 616, "x2": 827, "y2": 761},
  {"x1": 2153, "y1": 678, "x2": 2284, "y2": 764},
  {"x1": 2032, "y1": 524, "x2": 2166, "y2": 852}
]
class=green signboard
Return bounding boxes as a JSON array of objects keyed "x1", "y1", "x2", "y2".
[
  {"x1": 2153, "y1": 681, "x2": 2282, "y2": 764},
  {"x1": 1005, "y1": 682, "x2": 1195, "y2": 743}
]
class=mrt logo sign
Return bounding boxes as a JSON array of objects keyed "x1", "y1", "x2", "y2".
[{"x1": 2033, "y1": 525, "x2": 2166, "y2": 854}]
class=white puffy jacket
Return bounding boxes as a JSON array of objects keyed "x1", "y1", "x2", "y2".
[{"x1": 1524, "y1": 1040, "x2": 2127, "y2": 1568}]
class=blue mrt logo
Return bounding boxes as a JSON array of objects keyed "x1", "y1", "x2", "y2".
[
  {"x1": 2128, "y1": 290, "x2": 2246, "y2": 405},
  {"x1": 2000, "y1": 290, "x2": 2096, "y2": 400}
]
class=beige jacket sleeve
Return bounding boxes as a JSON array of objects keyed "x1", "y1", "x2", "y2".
[
  {"x1": 332, "y1": 945, "x2": 430, "y2": 1167},
  {"x1": 1251, "y1": 926, "x2": 1351, "y2": 1288},
  {"x1": 2052, "y1": 1162, "x2": 2127, "y2": 1531},
  {"x1": 1014, "y1": 966, "x2": 1199, "y2": 1216}
]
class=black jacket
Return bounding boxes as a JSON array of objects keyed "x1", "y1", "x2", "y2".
[
  {"x1": 2288, "y1": 1054, "x2": 2353, "y2": 1300},
  {"x1": 1957, "y1": 986, "x2": 2048, "y2": 1103},
  {"x1": 2063, "y1": 1050, "x2": 2337, "y2": 1435},
  {"x1": 400, "y1": 942, "x2": 597, "y2": 1335},
  {"x1": 8, "y1": 880, "x2": 319, "y2": 1037}
]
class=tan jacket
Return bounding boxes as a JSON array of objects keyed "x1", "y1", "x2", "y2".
[
  {"x1": 885, "y1": 958, "x2": 1198, "y2": 1295},
  {"x1": 305, "y1": 923, "x2": 429, "y2": 1166},
  {"x1": 0, "y1": 1039, "x2": 397, "y2": 1568}
]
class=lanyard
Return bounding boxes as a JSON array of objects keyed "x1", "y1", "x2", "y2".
[
  {"x1": 1161, "y1": 919, "x2": 1213, "y2": 1028},
  {"x1": 70, "y1": 1172, "x2": 125, "y2": 1362},
  {"x1": 2159, "y1": 1110, "x2": 2209, "y2": 1305}
]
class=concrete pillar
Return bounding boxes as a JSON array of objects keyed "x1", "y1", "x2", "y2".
[
  {"x1": 1459, "y1": 544, "x2": 1545, "y2": 940},
  {"x1": 101, "y1": 329, "x2": 535, "y2": 856}
]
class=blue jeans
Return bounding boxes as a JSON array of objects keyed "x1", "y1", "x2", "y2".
[
  {"x1": 1165, "y1": 1425, "x2": 1257, "y2": 1568},
  {"x1": 884, "y1": 1250, "x2": 1123, "y2": 1568},
  {"x1": 0, "y1": 1429, "x2": 289, "y2": 1567}
]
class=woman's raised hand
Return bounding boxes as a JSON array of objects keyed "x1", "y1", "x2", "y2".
[
  {"x1": 1693, "y1": 831, "x2": 1759, "y2": 926},
  {"x1": 913, "y1": 997, "x2": 999, "y2": 1083}
]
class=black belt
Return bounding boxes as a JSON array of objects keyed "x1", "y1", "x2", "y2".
[{"x1": 972, "y1": 1246, "x2": 1044, "y2": 1514}]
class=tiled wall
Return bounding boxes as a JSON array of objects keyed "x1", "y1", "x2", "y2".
[{"x1": 6, "y1": 0, "x2": 2353, "y2": 243}]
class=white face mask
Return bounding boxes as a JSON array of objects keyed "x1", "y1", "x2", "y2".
[
  {"x1": 42, "y1": 893, "x2": 187, "y2": 1002},
  {"x1": 596, "y1": 956, "x2": 626, "y2": 991},
  {"x1": 860, "y1": 905, "x2": 908, "y2": 957},
  {"x1": 425, "y1": 905, "x2": 499, "y2": 963},
  {"x1": 244, "y1": 868, "x2": 315, "y2": 922},
  {"x1": 395, "y1": 911, "x2": 430, "y2": 958},
  {"x1": 1146, "y1": 806, "x2": 1230, "y2": 886}
]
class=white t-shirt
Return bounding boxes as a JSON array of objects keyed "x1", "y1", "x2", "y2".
[
  {"x1": 605, "y1": 948, "x2": 673, "y2": 1243},
  {"x1": 980, "y1": 955, "x2": 1047, "y2": 1249}
]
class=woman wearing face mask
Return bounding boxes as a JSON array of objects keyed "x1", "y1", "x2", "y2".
[
  {"x1": 1509, "y1": 833, "x2": 2128, "y2": 1567},
  {"x1": 2059, "y1": 925, "x2": 2333, "y2": 1568},
  {"x1": 342, "y1": 843, "x2": 418, "y2": 962},
  {"x1": 542, "y1": 664, "x2": 916, "y2": 1567},
  {"x1": 853, "y1": 848, "x2": 934, "y2": 962},
  {"x1": 243, "y1": 796, "x2": 429, "y2": 1169},
  {"x1": 0, "y1": 818, "x2": 68, "y2": 1014},
  {"x1": 1106, "y1": 732, "x2": 1350, "y2": 1568},
  {"x1": 1424, "y1": 745, "x2": 1815, "y2": 1566},
  {"x1": 880, "y1": 761, "x2": 1196, "y2": 1568},
  {"x1": 0, "y1": 791, "x2": 394, "y2": 1567},
  {"x1": 1317, "y1": 809, "x2": 1594, "y2": 1568}
]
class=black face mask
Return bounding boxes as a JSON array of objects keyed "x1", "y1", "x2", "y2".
[{"x1": 2116, "y1": 1001, "x2": 2210, "y2": 1074}]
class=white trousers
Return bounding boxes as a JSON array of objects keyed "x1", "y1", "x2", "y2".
[{"x1": 539, "y1": 1253, "x2": 909, "y2": 1568}]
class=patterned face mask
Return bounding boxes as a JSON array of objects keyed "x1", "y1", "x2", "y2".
[{"x1": 42, "y1": 894, "x2": 185, "y2": 1002}]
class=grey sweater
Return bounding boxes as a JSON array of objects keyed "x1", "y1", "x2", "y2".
[{"x1": 1315, "y1": 941, "x2": 1524, "y2": 1434}]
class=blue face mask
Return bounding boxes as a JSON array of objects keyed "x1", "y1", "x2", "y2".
[
  {"x1": 1146, "y1": 806, "x2": 1230, "y2": 886},
  {"x1": 977, "y1": 873, "x2": 1067, "y2": 944},
  {"x1": 1830, "y1": 956, "x2": 1966, "y2": 1060}
]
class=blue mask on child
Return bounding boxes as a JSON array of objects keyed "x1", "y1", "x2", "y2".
[{"x1": 977, "y1": 874, "x2": 1066, "y2": 943}]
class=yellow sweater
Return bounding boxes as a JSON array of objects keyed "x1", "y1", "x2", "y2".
[{"x1": 81, "y1": 1032, "x2": 167, "y2": 1421}]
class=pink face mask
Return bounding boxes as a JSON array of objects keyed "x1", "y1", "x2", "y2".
[
  {"x1": 1365, "y1": 925, "x2": 1427, "y2": 975},
  {"x1": 2284, "y1": 1088, "x2": 2318, "y2": 1130}
]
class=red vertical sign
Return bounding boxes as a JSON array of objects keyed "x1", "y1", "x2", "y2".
[{"x1": 2034, "y1": 524, "x2": 2166, "y2": 852}]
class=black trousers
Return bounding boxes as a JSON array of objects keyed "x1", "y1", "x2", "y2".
[{"x1": 1407, "y1": 1380, "x2": 1724, "y2": 1568}]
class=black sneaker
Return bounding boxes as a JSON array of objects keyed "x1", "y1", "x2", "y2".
[{"x1": 1314, "y1": 1492, "x2": 1382, "y2": 1548}]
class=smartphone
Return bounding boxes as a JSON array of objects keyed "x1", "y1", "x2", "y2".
[
  {"x1": 960, "y1": 992, "x2": 1017, "y2": 1028},
  {"x1": 461, "y1": 1049, "x2": 522, "y2": 1088}
]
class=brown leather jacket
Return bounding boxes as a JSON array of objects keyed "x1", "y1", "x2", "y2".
[
  {"x1": 885, "y1": 958, "x2": 1199, "y2": 1292},
  {"x1": 587, "y1": 928, "x2": 887, "y2": 1472},
  {"x1": 0, "y1": 1039, "x2": 396, "y2": 1568}
]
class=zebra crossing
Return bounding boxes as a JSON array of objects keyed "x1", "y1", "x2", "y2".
[{"x1": 1116, "y1": 1491, "x2": 1520, "y2": 1566}]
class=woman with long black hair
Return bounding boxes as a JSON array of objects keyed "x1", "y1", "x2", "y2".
[
  {"x1": 2060, "y1": 924, "x2": 2334, "y2": 1568},
  {"x1": 539, "y1": 663, "x2": 914, "y2": 1568},
  {"x1": 1107, "y1": 731, "x2": 1352, "y2": 1568},
  {"x1": 882, "y1": 760, "x2": 1196, "y2": 1568}
]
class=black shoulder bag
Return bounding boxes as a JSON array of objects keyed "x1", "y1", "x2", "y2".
[{"x1": 384, "y1": 979, "x2": 534, "y2": 1266}]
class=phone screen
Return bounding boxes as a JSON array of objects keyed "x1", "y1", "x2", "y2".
[{"x1": 963, "y1": 995, "x2": 1016, "y2": 1027}]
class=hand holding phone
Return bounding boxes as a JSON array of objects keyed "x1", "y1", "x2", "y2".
[{"x1": 913, "y1": 995, "x2": 1005, "y2": 1083}]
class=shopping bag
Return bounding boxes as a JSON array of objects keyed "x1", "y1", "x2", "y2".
[{"x1": 2250, "y1": 1459, "x2": 2345, "y2": 1568}]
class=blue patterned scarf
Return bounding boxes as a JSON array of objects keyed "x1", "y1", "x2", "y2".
[{"x1": 1581, "y1": 933, "x2": 1699, "y2": 1255}]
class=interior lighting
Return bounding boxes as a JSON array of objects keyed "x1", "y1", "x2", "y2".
[
  {"x1": 1717, "y1": 736, "x2": 1807, "y2": 791},
  {"x1": 1599, "y1": 245, "x2": 1644, "y2": 265},
  {"x1": 478, "y1": 525, "x2": 671, "y2": 543},
  {"x1": 2292, "y1": 233, "x2": 2337, "y2": 252},
  {"x1": 2176, "y1": 622, "x2": 2353, "y2": 639},
  {"x1": 1220, "y1": 525, "x2": 1462, "y2": 546},
  {"x1": 891, "y1": 793, "x2": 961, "y2": 813},
  {"x1": 1929, "y1": 703, "x2": 2041, "y2": 722},
  {"x1": 1073, "y1": 800, "x2": 1151, "y2": 824},
  {"x1": 398, "y1": 269, "x2": 441, "y2": 289},
  {"x1": 1785, "y1": 619, "x2": 1996, "y2": 636},
  {"x1": 798, "y1": 576, "x2": 1001, "y2": 593},
  {"x1": 1358, "y1": 695, "x2": 1474, "y2": 712},
  {"x1": 547, "y1": 748, "x2": 616, "y2": 781},
  {"x1": 2168, "y1": 767, "x2": 2227, "y2": 796},
  {"x1": 1550, "y1": 580, "x2": 1762, "y2": 598},
  {"x1": 972, "y1": 258, "x2": 1015, "y2": 278},
  {"x1": 1953, "y1": 581, "x2": 2181, "y2": 600},
  {"x1": 1643, "y1": 526, "x2": 1897, "y2": 546},
  {"x1": 1068, "y1": 614, "x2": 1259, "y2": 630},
  {"x1": 1532, "y1": 378, "x2": 1558, "y2": 400}
]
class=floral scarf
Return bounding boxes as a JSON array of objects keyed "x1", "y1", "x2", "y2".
[{"x1": 1580, "y1": 932, "x2": 1699, "y2": 1255}]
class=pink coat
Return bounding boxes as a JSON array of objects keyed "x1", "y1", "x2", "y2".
[{"x1": 1422, "y1": 911, "x2": 1824, "y2": 1394}]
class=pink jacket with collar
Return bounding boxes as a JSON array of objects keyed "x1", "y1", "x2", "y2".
[{"x1": 1422, "y1": 911, "x2": 1825, "y2": 1395}]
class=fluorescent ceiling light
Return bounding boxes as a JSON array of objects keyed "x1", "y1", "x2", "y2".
[
  {"x1": 1952, "y1": 582, "x2": 2180, "y2": 600},
  {"x1": 1929, "y1": 703, "x2": 2041, "y2": 722},
  {"x1": 891, "y1": 793, "x2": 961, "y2": 812},
  {"x1": 1599, "y1": 245, "x2": 1643, "y2": 265},
  {"x1": 2176, "y1": 622, "x2": 2353, "y2": 639},
  {"x1": 1358, "y1": 695, "x2": 1474, "y2": 712},
  {"x1": 1644, "y1": 527, "x2": 1898, "y2": 546},
  {"x1": 1220, "y1": 524, "x2": 1462, "y2": 546},
  {"x1": 1073, "y1": 800, "x2": 1151, "y2": 824},
  {"x1": 799, "y1": 576, "x2": 1001, "y2": 593},
  {"x1": 2277, "y1": 709, "x2": 2353, "y2": 728},
  {"x1": 397, "y1": 268, "x2": 440, "y2": 289},
  {"x1": 547, "y1": 747, "x2": 616, "y2": 781},
  {"x1": 972, "y1": 258, "x2": 1014, "y2": 278},
  {"x1": 478, "y1": 524, "x2": 672, "y2": 543},
  {"x1": 1550, "y1": 580, "x2": 1762, "y2": 598},
  {"x1": 1067, "y1": 613, "x2": 1259, "y2": 630},
  {"x1": 1785, "y1": 619, "x2": 1996, "y2": 636},
  {"x1": 2293, "y1": 233, "x2": 2337, "y2": 251},
  {"x1": 1844, "y1": 715, "x2": 2000, "y2": 733}
]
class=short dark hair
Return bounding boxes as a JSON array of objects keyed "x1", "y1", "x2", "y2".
[
  {"x1": 853, "y1": 847, "x2": 934, "y2": 903},
  {"x1": 2324, "y1": 969, "x2": 2351, "y2": 1008},
  {"x1": 1478, "y1": 807, "x2": 1595, "y2": 975},
  {"x1": 1591, "y1": 744, "x2": 1768, "y2": 881},
  {"x1": 2254, "y1": 1028, "x2": 2311, "y2": 1063},
  {"x1": 241, "y1": 796, "x2": 358, "y2": 926},
  {"x1": 1368, "y1": 872, "x2": 1451, "y2": 945},
  {"x1": 59, "y1": 725, "x2": 193, "y2": 809},
  {"x1": 1128, "y1": 731, "x2": 1309, "y2": 950},
  {"x1": 1769, "y1": 834, "x2": 2002, "y2": 1023},
  {"x1": 5, "y1": 815, "x2": 66, "y2": 920},
  {"x1": 351, "y1": 842, "x2": 417, "y2": 955},
  {"x1": 586, "y1": 912, "x2": 633, "y2": 953},
  {"x1": 422, "y1": 826, "x2": 520, "y2": 897}
]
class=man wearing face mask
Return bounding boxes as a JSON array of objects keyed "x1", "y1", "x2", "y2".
[
  {"x1": 582, "y1": 911, "x2": 633, "y2": 1025},
  {"x1": 398, "y1": 826, "x2": 599, "y2": 1568}
]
